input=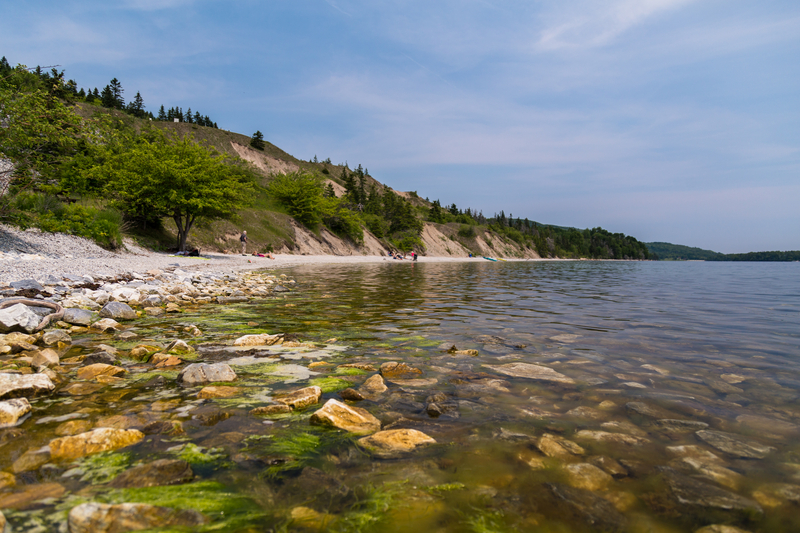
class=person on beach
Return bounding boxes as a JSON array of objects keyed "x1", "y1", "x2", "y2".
[{"x1": 240, "y1": 231, "x2": 247, "y2": 255}]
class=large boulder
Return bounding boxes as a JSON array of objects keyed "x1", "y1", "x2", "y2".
[
  {"x1": 0, "y1": 303, "x2": 41, "y2": 333},
  {"x1": 0, "y1": 373, "x2": 55, "y2": 399},
  {"x1": 99, "y1": 302, "x2": 136, "y2": 320},
  {"x1": 68, "y1": 502, "x2": 208, "y2": 533},
  {"x1": 10, "y1": 279, "x2": 44, "y2": 291},
  {"x1": 49, "y1": 428, "x2": 144, "y2": 461},
  {"x1": 357, "y1": 429, "x2": 436, "y2": 457},
  {"x1": 310, "y1": 399, "x2": 381, "y2": 434},
  {"x1": 0, "y1": 398, "x2": 31, "y2": 428},
  {"x1": 177, "y1": 363, "x2": 237, "y2": 386}
]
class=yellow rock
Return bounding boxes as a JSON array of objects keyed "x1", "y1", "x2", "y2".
[
  {"x1": 76, "y1": 363, "x2": 127, "y2": 380},
  {"x1": 49, "y1": 428, "x2": 145, "y2": 461},
  {"x1": 357, "y1": 429, "x2": 436, "y2": 457}
]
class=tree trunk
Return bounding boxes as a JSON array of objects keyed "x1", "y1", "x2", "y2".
[{"x1": 173, "y1": 213, "x2": 196, "y2": 251}]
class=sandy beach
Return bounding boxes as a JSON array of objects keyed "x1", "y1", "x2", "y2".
[{"x1": 0, "y1": 224, "x2": 510, "y2": 284}]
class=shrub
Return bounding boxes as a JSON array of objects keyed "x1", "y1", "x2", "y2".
[
  {"x1": 266, "y1": 171, "x2": 324, "y2": 228},
  {"x1": 457, "y1": 224, "x2": 476, "y2": 239}
]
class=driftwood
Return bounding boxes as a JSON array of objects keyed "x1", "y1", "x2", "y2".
[{"x1": 0, "y1": 299, "x2": 65, "y2": 332}]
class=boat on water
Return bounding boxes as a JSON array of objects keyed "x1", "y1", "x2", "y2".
[{"x1": 483, "y1": 256, "x2": 497, "y2": 261}]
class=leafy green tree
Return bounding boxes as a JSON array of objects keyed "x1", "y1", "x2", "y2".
[
  {"x1": 266, "y1": 171, "x2": 324, "y2": 228},
  {"x1": 91, "y1": 130, "x2": 255, "y2": 250},
  {"x1": 0, "y1": 66, "x2": 84, "y2": 217},
  {"x1": 250, "y1": 130, "x2": 265, "y2": 150}
]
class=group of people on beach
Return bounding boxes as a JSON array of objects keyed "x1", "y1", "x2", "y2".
[
  {"x1": 240, "y1": 230, "x2": 275, "y2": 259},
  {"x1": 389, "y1": 250, "x2": 417, "y2": 261}
]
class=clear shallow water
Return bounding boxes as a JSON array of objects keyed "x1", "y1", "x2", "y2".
[{"x1": 5, "y1": 261, "x2": 800, "y2": 532}]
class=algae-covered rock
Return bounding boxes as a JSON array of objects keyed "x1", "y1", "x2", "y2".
[
  {"x1": 547, "y1": 483, "x2": 627, "y2": 532},
  {"x1": 0, "y1": 397, "x2": 31, "y2": 427},
  {"x1": 68, "y1": 502, "x2": 209, "y2": 532},
  {"x1": 77, "y1": 363, "x2": 127, "y2": 381},
  {"x1": 166, "y1": 339, "x2": 194, "y2": 353},
  {"x1": 274, "y1": 386, "x2": 322, "y2": 410},
  {"x1": 109, "y1": 459, "x2": 194, "y2": 489},
  {"x1": 233, "y1": 333, "x2": 283, "y2": 346},
  {"x1": 310, "y1": 399, "x2": 381, "y2": 434},
  {"x1": 177, "y1": 363, "x2": 236, "y2": 385},
  {"x1": 357, "y1": 429, "x2": 436, "y2": 457},
  {"x1": 0, "y1": 372, "x2": 55, "y2": 399},
  {"x1": 484, "y1": 362, "x2": 574, "y2": 384},
  {"x1": 11, "y1": 446, "x2": 51, "y2": 473},
  {"x1": 49, "y1": 428, "x2": 145, "y2": 461},
  {"x1": 99, "y1": 301, "x2": 136, "y2": 320},
  {"x1": 250, "y1": 404, "x2": 292, "y2": 416}
]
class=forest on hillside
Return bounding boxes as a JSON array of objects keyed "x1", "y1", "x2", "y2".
[{"x1": 1, "y1": 55, "x2": 651, "y2": 259}]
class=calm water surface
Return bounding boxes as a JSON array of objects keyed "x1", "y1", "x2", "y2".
[{"x1": 7, "y1": 261, "x2": 800, "y2": 532}]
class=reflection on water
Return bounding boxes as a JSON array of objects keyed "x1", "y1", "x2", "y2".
[{"x1": 5, "y1": 261, "x2": 800, "y2": 532}]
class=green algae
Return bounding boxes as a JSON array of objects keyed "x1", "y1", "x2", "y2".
[
  {"x1": 330, "y1": 482, "x2": 406, "y2": 533},
  {"x1": 428, "y1": 482, "x2": 467, "y2": 493},
  {"x1": 128, "y1": 370, "x2": 180, "y2": 383},
  {"x1": 99, "y1": 480, "x2": 273, "y2": 531},
  {"x1": 308, "y1": 377, "x2": 351, "y2": 392},
  {"x1": 333, "y1": 367, "x2": 367, "y2": 376},
  {"x1": 67, "y1": 451, "x2": 133, "y2": 485},
  {"x1": 170, "y1": 443, "x2": 229, "y2": 467}
]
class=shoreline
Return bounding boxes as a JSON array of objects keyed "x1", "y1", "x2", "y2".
[{"x1": 0, "y1": 225, "x2": 551, "y2": 285}]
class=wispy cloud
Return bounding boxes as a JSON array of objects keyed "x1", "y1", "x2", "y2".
[{"x1": 536, "y1": 0, "x2": 697, "y2": 50}]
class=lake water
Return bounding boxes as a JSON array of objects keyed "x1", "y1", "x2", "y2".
[{"x1": 6, "y1": 260, "x2": 800, "y2": 532}]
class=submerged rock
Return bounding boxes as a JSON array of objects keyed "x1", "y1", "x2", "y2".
[
  {"x1": 564, "y1": 463, "x2": 613, "y2": 491},
  {"x1": 0, "y1": 372, "x2": 55, "y2": 399},
  {"x1": 660, "y1": 467, "x2": 762, "y2": 515},
  {"x1": 41, "y1": 329, "x2": 72, "y2": 346},
  {"x1": 68, "y1": 502, "x2": 209, "y2": 533},
  {"x1": 273, "y1": 386, "x2": 322, "y2": 409},
  {"x1": 0, "y1": 397, "x2": 31, "y2": 427},
  {"x1": 0, "y1": 482, "x2": 65, "y2": 510},
  {"x1": 484, "y1": 362, "x2": 574, "y2": 384},
  {"x1": 31, "y1": 348, "x2": 60, "y2": 370},
  {"x1": 655, "y1": 419, "x2": 709, "y2": 432},
  {"x1": 109, "y1": 459, "x2": 194, "y2": 489},
  {"x1": 177, "y1": 363, "x2": 237, "y2": 386},
  {"x1": 695, "y1": 430, "x2": 775, "y2": 459},
  {"x1": 575, "y1": 430, "x2": 650, "y2": 446},
  {"x1": 357, "y1": 429, "x2": 436, "y2": 457},
  {"x1": 536, "y1": 433, "x2": 585, "y2": 458},
  {"x1": 198, "y1": 386, "x2": 241, "y2": 399},
  {"x1": 310, "y1": 399, "x2": 381, "y2": 434},
  {"x1": 695, "y1": 525, "x2": 752, "y2": 533},
  {"x1": 49, "y1": 428, "x2": 145, "y2": 461},
  {"x1": 547, "y1": 483, "x2": 627, "y2": 532}
]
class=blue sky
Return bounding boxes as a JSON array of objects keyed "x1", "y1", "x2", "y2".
[{"x1": 2, "y1": 0, "x2": 798, "y2": 253}]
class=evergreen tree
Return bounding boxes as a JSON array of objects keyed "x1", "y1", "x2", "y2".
[
  {"x1": 194, "y1": 111, "x2": 201, "y2": 124},
  {"x1": 92, "y1": 88, "x2": 100, "y2": 99},
  {"x1": 108, "y1": 78, "x2": 124, "y2": 108},
  {"x1": 129, "y1": 91, "x2": 145, "y2": 118},
  {"x1": 0, "y1": 56, "x2": 10, "y2": 76},
  {"x1": 250, "y1": 130, "x2": 265, "y2": 151},
  {"x1": 157, "y1": 105, "x2": 167, "y2": 121},
  {"x1": 100, "y1": 85, "x2": 115, "y2": 108},
  {"x1": 186, "y1": 107, "x2": 193, "y2": 123}
]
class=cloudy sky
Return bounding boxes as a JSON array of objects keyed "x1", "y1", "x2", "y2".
[{"x1": 3, "y1": 0, "x2": 798, "y2": 253}]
